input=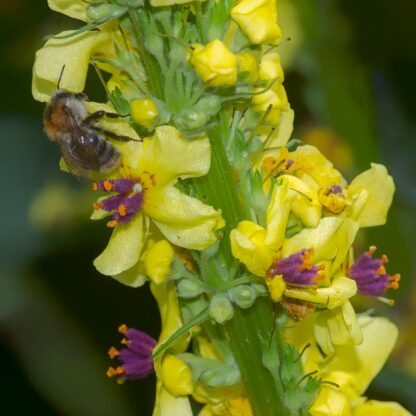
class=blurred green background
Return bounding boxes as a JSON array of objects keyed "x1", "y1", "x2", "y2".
[{"x1": 1, "y1": 0, "x2": 415, "y2": 414}]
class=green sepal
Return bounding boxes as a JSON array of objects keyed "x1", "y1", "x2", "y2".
[{"x1": 178, "y1": 353, "x2": 241, "y2": 388}]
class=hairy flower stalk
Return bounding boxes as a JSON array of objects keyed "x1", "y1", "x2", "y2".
[{"x1": 33, "y1": 1, "x2": 411, "y2": 415}]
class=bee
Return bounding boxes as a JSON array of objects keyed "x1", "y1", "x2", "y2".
[{"x1": 43, "y1": 66, "x2": 133, "y2": 179}]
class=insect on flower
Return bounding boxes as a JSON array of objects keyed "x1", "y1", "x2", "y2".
[{"x1": 43, "y1": 65, "x2": 135, "y2": 179}]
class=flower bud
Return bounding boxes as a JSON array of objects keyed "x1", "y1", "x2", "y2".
[
  {"x1": 259, "y1": 52, "x2": 284, "y2": 83},
  {"x1": 130, "y1": 98, "x2": 159, "y2": 128},
  {"x1": 251, "y1": 282, "x2": 268, "y2": 296},
  {"x1": 252, "y1": 84, "x2": 289, "y2": 124},
  {"x1": 173, "y1": 110, "x2": 209, "y2": 131},
  {"x1": 231, "y1": 0, "x2": 282, "y2": 45},
  {"x1": 191, "y1": 40, "x2": 237, "y2": 87},
  {"x1": 229, "y1": 285, "x2": 257, "y2": 309},
  {"x1": 195, "y1": 95, "x2": 222, "y2": 114},
  {"x1": 209, "y1": 294, "x2": 234, "y2": 324},
  {"x1": 161, "y1": 354, "x2": 193, "y2": 396},
  {"x1": 237, "y1": 51, "x2": 259, "y2": 82},
  {"x1": 200, "y1": 365, "x2": 240, "y2": 388},
  {"x1": 143, "y1": 240, "x2": 174, "y2": 284},
  {"x1": 177, "y1": 279, "x2": 205, "y2": 299}
]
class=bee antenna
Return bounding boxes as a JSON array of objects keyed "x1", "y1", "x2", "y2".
[{"x1": 57, "y1": 65, "x2": 66, "y2": 89}]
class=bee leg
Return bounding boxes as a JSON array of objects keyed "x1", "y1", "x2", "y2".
[
  {"x1": 90, "y1": 125, "x2": 140, "y2": 142},
  {"x1": 84, "y1": 111, "x2": 128, "y2": 124}
]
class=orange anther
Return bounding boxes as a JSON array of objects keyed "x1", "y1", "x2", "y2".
[
  {"x1": 377, "y1": 266, "x2": 386, "y2": 275},
  {"x1": 368, "y1": 246, "x2": 377, "y2": 255},
  {"x1": 118, "y1": 204, "x2": 127, "y2": 217},
  {"x1": 103, "y1": 180, "x2": 114, "y2": 191},
  {"x1": 107, "y1": 220, "x2": 118, "y2": 228},
  {"x1": 389, "y1": 274, "x2": 401, "y2": 282},
  {"x1": 93, "y1": 202, "x2": 102, "y2": 210},
  {"x1": 108, "y1": 346, "x2": 119, "y2": 359},
  {"x1": 106, "y1": 366, "x2": 124, "y2": 378},
  {"x1": 92, "y1": 182, "x2": 98, "y2": 191},
  {"x1": 118, "y1": 324, "x2": 128, "y2": 334},
  {"x1": 381, "y1": 254, "x2": 388, "y2": 263},
  {"x1": 121, "y1": 338, "x2": 129, "y2": 345}
]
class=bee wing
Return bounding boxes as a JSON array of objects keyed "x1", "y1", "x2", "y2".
[{"x1": 55, "y1": 135, "x2": 92, "y2": 180}]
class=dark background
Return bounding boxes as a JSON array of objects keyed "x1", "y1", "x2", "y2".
[{"x1": 0, "y1": 0, "x2": 415, "y2": 414}]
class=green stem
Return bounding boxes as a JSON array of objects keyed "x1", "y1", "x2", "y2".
[{"x1": 194, "y1": 109, "x2": 289, "y2": 415}]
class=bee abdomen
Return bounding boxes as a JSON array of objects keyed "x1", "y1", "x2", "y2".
[{"x1": 97, "y1": 138, "x2": 121, "y2": 173}]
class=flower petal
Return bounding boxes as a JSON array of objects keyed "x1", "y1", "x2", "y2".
[
  {"x1": 309, "y1": 386, "x2": 351, "y2": 416},
  {"x1": 48, "y1": 0, "x2": 88, "y2": 21},
  {"x1": 348, "y1": 163, "x2": 394, "y2": 228},
  {"x1": 264, "y1": 108, "x2": 294, "y2": 149},
  {"x1": 354, "y1": 400, "x2": 412, "y2": 416},
  {"x1": 291, "y1": 145, "x2": 345, "y2": 189},
  {"x1": 264, "y1": 180, "x2": 293, "y2": 249},
  {"x1": 319, "y1": 301, "x2": 363, "y2": 347},
  {"x1": 127, "y1": 126, "x2": 211, "y2": 187},
  {"x1": 112, "y1": 260, "x2": 147, "y2": 288},
  {"x1": 147, "y1": 187, "x2": 224, "y2": 250},
  {"x1": 230, "y1": 221, "x2": 273, "y2": 276},
  {"x1": 94, "y1": 212, "x2": 147, "y2": 276},
  {"x1": 284, "y1": 275, "x2": 357, "y2": 309},
  {"x1": 32, "y1": 29, "x2": 112, "y2": 102},
  {"x1": 283, "y1": 217, "x2": 343, "y2": 261},
  {"x1": 324, "y1": 316, "x2": 398, "y2": 396},
  {"x1": 152, "y1": 381, "x2": 193, "y2": 416}
]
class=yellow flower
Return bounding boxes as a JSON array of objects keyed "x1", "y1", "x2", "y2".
[
  {"x1": 231, "y1": 0, "x2": 282, "y2": 45},
  {"x1": 151, "y1": 281, "x2": 193, "y2": 416},
  {"x1": 288, "y1": 314, "x2": 411, "y2": 415},
  {"x1": 93, "y1": 126, "x2": 224, "y2": 278},
  {"x1": 191, "y1": 40, "x2": 238, "y2": 87},
  {"x1": 32, "y1": 28, "x2": 114, "y2": 102}
]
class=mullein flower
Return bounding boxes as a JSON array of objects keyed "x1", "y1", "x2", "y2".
[
  {"x1": 107, "y1": 324, "x2": 157, "y2": 382},
  {"x1": 93, "y1": 126, "x2": 224, "y2": 278},
  {"x1": 348, "y1": 246, "x2": 400, "y2": 298},
  {"x1": 287, "y1": 315, "x2": 412, "y2": 415}
]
